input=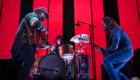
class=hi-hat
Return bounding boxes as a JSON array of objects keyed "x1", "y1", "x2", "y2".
[{"x1": 70, "y1": 34, "x2": 89, "y2": 43}]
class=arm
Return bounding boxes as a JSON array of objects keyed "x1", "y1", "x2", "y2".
[
  {"x1": 104, "y1": 27, "x2": 121, "y2": 54},
  {"x1": 29, "y1": 16, "x2": 48, "y2": 35},
  {"x1": 96, "y1": 46, "x2": 107, "y2": 55}
]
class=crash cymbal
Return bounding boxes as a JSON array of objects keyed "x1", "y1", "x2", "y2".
[{"x1": 70, "y1": 34, "x2": 89, "y2": 43}]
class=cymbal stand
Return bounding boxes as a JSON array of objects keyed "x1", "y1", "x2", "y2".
[{"x1": 77, "y1": 41, "x2": 82, "y2": 80}]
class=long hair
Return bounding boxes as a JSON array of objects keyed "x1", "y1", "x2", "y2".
[{"x1": 102, "y1": 17, "x2": 119, "y2": 31}]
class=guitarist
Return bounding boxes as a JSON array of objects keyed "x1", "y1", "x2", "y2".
[
  {"x1": 95, "y1": 17, "x2": 133, "y2": 80},
  {"x1": 11, "y1": 7, "x2": 49, "y2": 80}
]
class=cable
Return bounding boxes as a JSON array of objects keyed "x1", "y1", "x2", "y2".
[
  {"x1": 0, "y1": 43, "x2": 24, "y2": 80},
  {"x1": 129, "y1": 63, "x2": 137, "y2": 77}
]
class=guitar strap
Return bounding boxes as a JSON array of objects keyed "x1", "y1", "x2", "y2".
[
  {"x1": 24, "y1": 17, "x2": 36, "y2": 51},
  {"x1": 24, "y1": 17, "x2": 32, "y2": 35}
]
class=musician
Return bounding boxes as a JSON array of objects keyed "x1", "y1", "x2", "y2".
[
  {"x1": 50, "y1": 35, "x2": 73, "y2": 78},
  {"x1": 95, "y1": 17, "x2": 133, "y2": 80},
  {"x1": 50, "y1": 35, "x2": 63, "y2": 55},
  {"x1": 10, "y1": 7, "x2": 49, "y2": 80}
]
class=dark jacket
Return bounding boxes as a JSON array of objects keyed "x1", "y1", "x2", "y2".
[{"x1": 11, "y1": 13, "x2": 47, "y2": 58}]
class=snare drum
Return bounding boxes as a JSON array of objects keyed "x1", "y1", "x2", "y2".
[{"x1": 59, "y1": 44, "x2": 74, "y2": 59}]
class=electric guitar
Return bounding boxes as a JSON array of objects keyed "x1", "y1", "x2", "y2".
[
  {"x1": 88, "y1": 42, "x2": 109, "y2": 58},
  {"x1": 79, "y1": 39, "x2": 109, "y2": 58}
]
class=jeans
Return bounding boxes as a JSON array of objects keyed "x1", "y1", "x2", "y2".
[
  {"x1": 102, "y1": 48, "x2": 133, "y2": 80},
  {"x1": 69, "y1": 65, "x2": 73, "y2": 77},
  {"x1": 16, "y1": 44, "x2": 35, "y2": 80}
]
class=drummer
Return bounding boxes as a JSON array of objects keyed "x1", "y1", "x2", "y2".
[
  {"x1": 50, "y1": 35, "x2": 63, "y2": 55},
  {"x1": 50, "y1": 35, "x2": 73, "y2": 78}
]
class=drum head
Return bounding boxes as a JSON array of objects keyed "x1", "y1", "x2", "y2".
[{"x1": 39, "y1": 54, "x2": 65, "y2": 79}]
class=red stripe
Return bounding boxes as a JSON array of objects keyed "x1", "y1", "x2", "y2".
[
  {"x1": 118, "y1": 0, "x2": 140, "y2": 50},
  {"x1": 74, "y1": 0, "x2": 93, "y2": 79},
  {"x1": 0, "y1": 0, "x2": 21, "y2": 58},
  {"x1": 48, "y1": 0, "x2": 63, "y2": 48},
  {"x1": 92, "y1": 0, "x2": 105, "y2": 80}
]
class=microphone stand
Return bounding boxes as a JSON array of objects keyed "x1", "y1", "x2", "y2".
[
  {"x1": 76, "y1": 21, "x2": 96, "y2": 80},
  {"x1": 78, "y1": 21, "x2": 96, "y2": 27}
]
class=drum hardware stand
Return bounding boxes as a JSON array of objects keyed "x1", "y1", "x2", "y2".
[
  {"x1": 76, "y1": 20, "x2": 96, "y2": 80},
  {"x1": 77, "y1": 40, "x2": 83, "y2": 80},
  {"x1": 64, "y1": 58, "x2": 73, "y2": 80}
]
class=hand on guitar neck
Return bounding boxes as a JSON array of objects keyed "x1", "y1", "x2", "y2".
[
  {"x1": 84, "y1": 41, "x2": 109, "y2": 58},
  {"x1": 86, "y1": 42, "x2": 103, "y2": 53},
  {"x1": 82, "y1": 40, "x2": 98, "y2": 48}
]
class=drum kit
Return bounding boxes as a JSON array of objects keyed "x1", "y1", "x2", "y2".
[{"x1": 31, "y1": 34, "x2": 89, "y2": 80}]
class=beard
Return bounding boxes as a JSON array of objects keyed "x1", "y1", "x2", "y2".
[{"x1": 39, "y1": 17, "x2": 45, "y2": 22}]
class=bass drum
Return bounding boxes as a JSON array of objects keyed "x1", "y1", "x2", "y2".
[{"x1": 39, "y1": 54, "x2": 65, "y2": 79}]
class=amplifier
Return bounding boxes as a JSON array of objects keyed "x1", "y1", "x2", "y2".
[{"x1": 77, "y1": 55, "x2": 90, "y2": 79}]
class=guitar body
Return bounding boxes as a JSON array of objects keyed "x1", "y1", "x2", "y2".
[{"x1": 28, "y1": 27, "x2": 47, "y2": 48}]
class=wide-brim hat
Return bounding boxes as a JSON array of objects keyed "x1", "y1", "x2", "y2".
[{"x1": 34, "y1": 7, "x2": 49, "y2": 19}]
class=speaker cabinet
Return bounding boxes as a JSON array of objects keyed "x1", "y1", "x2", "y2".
[
  {"x1": 77, "y1": 55, "x2": 90, "y2": 79},
  {"x1": 0, "y1": 59, "x2": 22, "y2": 80},
  {"x1": 101, "y1": 63, "x2": 136, "y2": 80},
  {"x1": 133, "y1": 48, "x2": 140, "y2": 78}
]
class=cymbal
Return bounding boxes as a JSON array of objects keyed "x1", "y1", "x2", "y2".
[
  {"x1": 74, "y1": 50, "x2": 84, "y2": 53},
  {"x1": 70, "y1": 34, "x2": 89, "y2": 43}
]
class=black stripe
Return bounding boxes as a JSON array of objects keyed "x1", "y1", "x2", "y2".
[
  {"x1": 63, "y1": 0, "x2": 75, "y2": 48},
  {"x1": 90, "y1": 0, "x2": 96, "y2": 79},
  {"x1": 46, "y1": 0, "x2": 49, "y2": 55},
  {"x1": 19, "y1": 0, "x2": 33, "y2": 23},
  {"x1": 103, "y1": 0, "x2": 120, "y2": 47},
  {"x1": 136, "y1": 0, "x2": 140, "y2": 23},
  {"x1": 0, "y1": 0, "x2": 3, "y2": 24}
]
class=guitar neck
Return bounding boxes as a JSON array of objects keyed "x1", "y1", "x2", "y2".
[{"x1": 88, "y1": 42, "x2": 98, "y2": 48}]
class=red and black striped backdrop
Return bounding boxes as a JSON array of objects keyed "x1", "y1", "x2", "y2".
[{"x1": 0, "y1": 0, "x2": 140, "y2": 79}]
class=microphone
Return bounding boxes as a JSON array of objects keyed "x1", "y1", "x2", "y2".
[
  {"x1": 75, "y1": 23, "x2": 81, "y2": 26},
  {"x1": 74, "y1": 21, "x2": 81, "y2": 26},
  {"x1": 75, "y1": 21, "x2": 96, "y2": 27}
]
